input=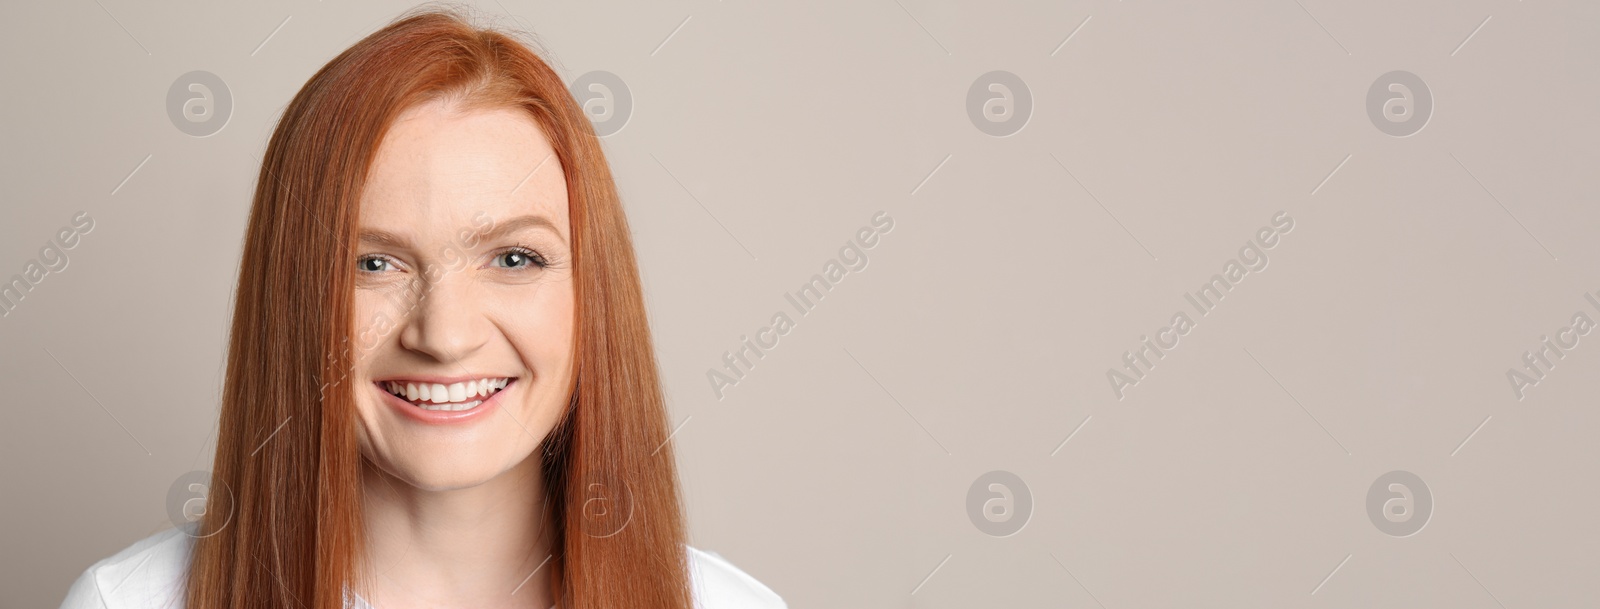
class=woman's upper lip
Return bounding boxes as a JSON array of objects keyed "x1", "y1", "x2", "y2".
[{"x1": 373, "y1": 374, "x2": 518, "y2": 385}]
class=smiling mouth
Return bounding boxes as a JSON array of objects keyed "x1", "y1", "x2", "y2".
[{"x1": 378, "y1": 377, "x2": 512, "y2": 412}]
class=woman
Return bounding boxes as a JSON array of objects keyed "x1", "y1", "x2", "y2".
[{"x1": 59, "y1": 7, "x2": 784, "y2": 609}]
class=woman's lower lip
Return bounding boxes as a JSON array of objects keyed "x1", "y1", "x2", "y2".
[{"x1": 377, "y1": 380, "x2": 511, "y2": 424}]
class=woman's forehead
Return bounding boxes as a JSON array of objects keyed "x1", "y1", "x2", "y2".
[{"x1": 360, "y1": 102, "x2": 569, "y2": 236}]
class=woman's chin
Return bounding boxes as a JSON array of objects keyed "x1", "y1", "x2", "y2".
[
  {"x1": 392, "y1": 461, "x2": 506, "y2": 492},
  {"x1": 360, "y1": 445, "x2": 527, "y2": 492}
]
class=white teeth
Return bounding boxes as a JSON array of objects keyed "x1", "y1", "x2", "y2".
[
  {"x1": 380, "y1": 378, "x2": 511, "y2": 411},
  {"x1": 417, "y1": 399, "x2": 481, "y2": 412}
]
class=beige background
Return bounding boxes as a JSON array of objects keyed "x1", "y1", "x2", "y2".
[{"x1": 4, "y1": 0, "x2": 1598, "y2": 607}]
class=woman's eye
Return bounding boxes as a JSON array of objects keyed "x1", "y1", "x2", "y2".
[
  {"x1": 357, "y1": 256, "x2": 392, "y2": 273},
  {"x1": 492, "y1": 248, "x2": 545, "y2": 269}
]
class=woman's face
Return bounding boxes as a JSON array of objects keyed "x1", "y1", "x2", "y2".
[{"x1": 350, "y1": 99, "x2": 574, "y2": 491}]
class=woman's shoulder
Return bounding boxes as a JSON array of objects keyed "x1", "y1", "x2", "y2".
[
  {"x1": 59, "y1": 525, "x2": 193, "y2": 609},
  {"x1": 684, "y1": 545, "x2": 787, "y2": 609}
]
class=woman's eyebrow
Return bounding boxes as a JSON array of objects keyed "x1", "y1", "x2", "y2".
[
  {"x1": 359, "y1": 229, "x2": 411, "y2": 248},
  {"x1": 479, "y1": 214, "x2": 566, "y2": 246},
  {"x1": 357, "y1": 215, "x2": 564, "y2": 249}
]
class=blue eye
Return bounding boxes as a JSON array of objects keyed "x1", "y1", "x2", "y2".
[
  {"x1": 357, "y1": 256, "x2": 394, "y2": 273},
  {"x1": 493, "y1": 246, "x2": 547, "y2": 269}
]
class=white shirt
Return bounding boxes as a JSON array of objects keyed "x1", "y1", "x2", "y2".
[{"x1": 59, "y1": 524, "x2": 786, "y2": 609}]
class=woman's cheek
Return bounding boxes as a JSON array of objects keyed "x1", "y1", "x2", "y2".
[{"x1": 497, "y1": 280, "x2": 574, "y2": 362}]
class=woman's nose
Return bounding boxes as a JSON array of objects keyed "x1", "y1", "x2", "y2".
[{"x1": 397, "y1": 273, "x2": 491, "y2": 363}]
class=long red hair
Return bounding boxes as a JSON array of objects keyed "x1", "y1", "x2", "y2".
[{"x1": 188, "y1": 6, "x2": 691, "y2": 609}]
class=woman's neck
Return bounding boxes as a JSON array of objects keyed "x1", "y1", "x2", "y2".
[{"x1": 359, "y1": 454, "x2": 557, "y2": 609}]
